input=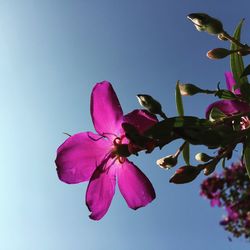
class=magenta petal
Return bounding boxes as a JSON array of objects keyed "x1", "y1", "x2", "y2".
[
  {"x1": 86, "y1": 164, "x2": 116, "y2": 220},
  {"x1": 55, "y1": 132, "x2": 111, "y2": 184},
  {"x1": 118, "y1": 160, "x2": 155, "y2": 209},
  {"x1": 225, "y1": 72, "x2": 240, "y2": 94},
  {"x1": 205, "y1": 100, "x2": 250, "y2": 118},
  {"x1": 123, "y1": 109, "x2": 158, "y2": 134},
  {"x1": 210, "y1": 197, "x2": 221, "y2": 207},
  {"x1": 91, "y1": 81, "x2": 123, "y2": 138}
]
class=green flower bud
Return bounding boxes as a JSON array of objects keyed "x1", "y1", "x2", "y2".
[
  {"x1": 137, "y1": 94, "x2": 165, "y2": 117},
  {"x1": 207, "y1": 48, "x2": 231, "y2": 59},
  {"x1": 156, "y1": 155, "x2": 177, "y2": 170},
  {"x1": 178, "y1": 83, "x2": 204, "y2": 96},
  {"x1": 169, "y1": 166, "x2": 201, "y2": 184},
  {"x1": 195, "y1": 152, "x2": 213, "y2": 163},
  {"x1": 187, "y1": 13, "x2": 223, "y2": 35}
]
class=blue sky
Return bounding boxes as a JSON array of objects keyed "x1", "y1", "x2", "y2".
[{"x1": 1, "y1": 0, "x2": 250, "y2": 249}]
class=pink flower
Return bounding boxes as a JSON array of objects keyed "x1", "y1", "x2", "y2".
[
  {"x1": 55, "y1": 81, "x2": 157, "y2": 220},
  {"x1": 228, "y1": 206, "x2": 239, "y2": 220},
  {"x1": 205, "y1": 72, "x2": 250, "y2": 118}
]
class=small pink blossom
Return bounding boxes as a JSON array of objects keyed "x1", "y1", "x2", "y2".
[
  {"x1": 55, "y1": 81, "x2": 157, "y2": 220},
  {"x1": 240, "y1": 116, "x2": 250, "y2": 130}
]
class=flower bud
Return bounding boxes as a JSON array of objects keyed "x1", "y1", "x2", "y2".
[
  {"x1": 207, "y1": 48, "x2": 231, "y2": 60},
  {"x1": 137, "y1": 94, "x2": 164, "y2": 116},
  {"x1": 203, "y1": 162, "x2": 217, "y2": 176},
  {"x1": 195, "y1": 152, "x2": 213, "y2": 163},
  {"x1": 178, "y1": 83, "x2": 204, "y2": 96},
  {"x1": 187, "y1": 13, "x2": 223, "y2": 35},
  {"x1": 156, "y1": 155, "x2": 177, "y2": 170},
  {"x1": 169, "y1": 166, "x2": 201, "y2": 184}
]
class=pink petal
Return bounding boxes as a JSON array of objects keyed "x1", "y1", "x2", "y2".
[
  {"x1": 117, "y1": 160, "x2": 155, "y2": 209},
  {"x1": 123, "y1": 109, "x2": 158, "y2": 134},
  {"x1": 55, "y1": 132, "x2": 111, "y2": 184},
  {"x1": 210, "y1": 197, "x2": 221, "y2": 207},
  {"x1": 91, "y1": 81, "x2": 123, "y2": 138},
  {"x1": 86, "y1": 162, "x2": 116, "y2": 220},
  {"x1": 225, "y1": 72, "x2": 240, "y2": 94},
  {"x1": 205, "y1": 100, "x2": 250, "y2": 118}
]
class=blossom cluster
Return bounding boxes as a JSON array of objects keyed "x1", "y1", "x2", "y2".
[{"x1": 200, "y1": 162, "x2": 250, "y2": 239}]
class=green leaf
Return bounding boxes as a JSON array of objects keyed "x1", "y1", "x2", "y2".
[
  {"x1": 230, "y1": 19, "x2": 248, "y2": 85},
  {"x1": 243, "y1": 137, "x2": 250, "y2": 179},
  {"x1": 182, "y1": 142, "x2": 190, "y2": 165},
  {"x1": 241, "y1": 64, "x2": 250, "y2": 78},
  {"x1": 175, "y1": 84, "x2": 190, "y2": 163},
  {"x1": 175, "y1": 81, "x2": 184, "y2": 116}
]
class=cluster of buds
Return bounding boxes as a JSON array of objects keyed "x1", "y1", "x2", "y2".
[
  {"x1": 200, "y1": 162, "x2": 250, "y2": 239},
  {"x1": 135, "y1": 90, "x2": 248, "y2": 184},
  {"x1": 168, "y1": 154, "x2": 222, "y2": 184},
  {"x1": 188, "y1": 13, "x2": 250, "y2": 62}
]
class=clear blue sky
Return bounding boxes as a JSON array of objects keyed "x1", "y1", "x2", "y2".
[{"x1": 1, "y1": 0, "x2": 250, "y2": 249}]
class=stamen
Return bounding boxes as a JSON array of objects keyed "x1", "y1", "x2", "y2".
[
  {"x1": 113, "y1": 137, "x2": 121, "y2": 145},
  {"x1": 87, "y1": 132, "x2": 106, "y2": 141},
  {"x1": 118, "y1": 156, "x2": 126, "y2": 164},
  {"x1": 102, "y1": 132, "x2": 118, "y2": 138}
]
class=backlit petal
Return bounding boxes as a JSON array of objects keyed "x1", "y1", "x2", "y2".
[
  {"x1": 55, "y1": 132, "x2": 111, "y2": 184},
  {"x1": 117, "y1": 160, "x2": 155, "y2": 209},
  {"x1": 225, "y1": 72, "x2": 240, "y2": 94},
  {"x1": 123, "y1": 109, "x2": 158, "y2": 134},
  {"x1": 86, "y1": 162, "x2": 116, "y2": 220},
  {"x1": 91, "y1": 81, "x2": 123, "y2": 138},
  {"x1": 205, "y1": 100, "x2": 250, "y2": 118}
]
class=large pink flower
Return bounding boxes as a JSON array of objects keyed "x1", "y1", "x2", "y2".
[
  {"x1": 55, "y1": 81, "x2": 157, "y2": 220},
  {"x1": 205, "y1": 72, "x2": 250, "y2": 118}
]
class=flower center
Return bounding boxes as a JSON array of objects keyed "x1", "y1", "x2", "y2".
[{"x1": 111, "y1": 137, "x2": 131, "y2": 163}]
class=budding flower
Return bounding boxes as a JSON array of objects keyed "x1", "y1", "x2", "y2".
[
  {"x1": 156, "y1": 155, "x2": 177, "y2": 170},
  {"x1": 137, "y1": 94, "x2": 166, "y2": 118},
  {"x1": 195, "y1": 152, "x2": 213, "y2": 163},
  {"x1": 207, "y1": 48, "x2": 231, "y2": 60},
  {"x1": 169, "y1": 166, "x2": 201, "y2": 184},
  {"x1": 187, "y1": 13, "x2": 223, "y2": 35},
  {"x1": 178, "y1": 83, "x2": 204, "y2": 96}
]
